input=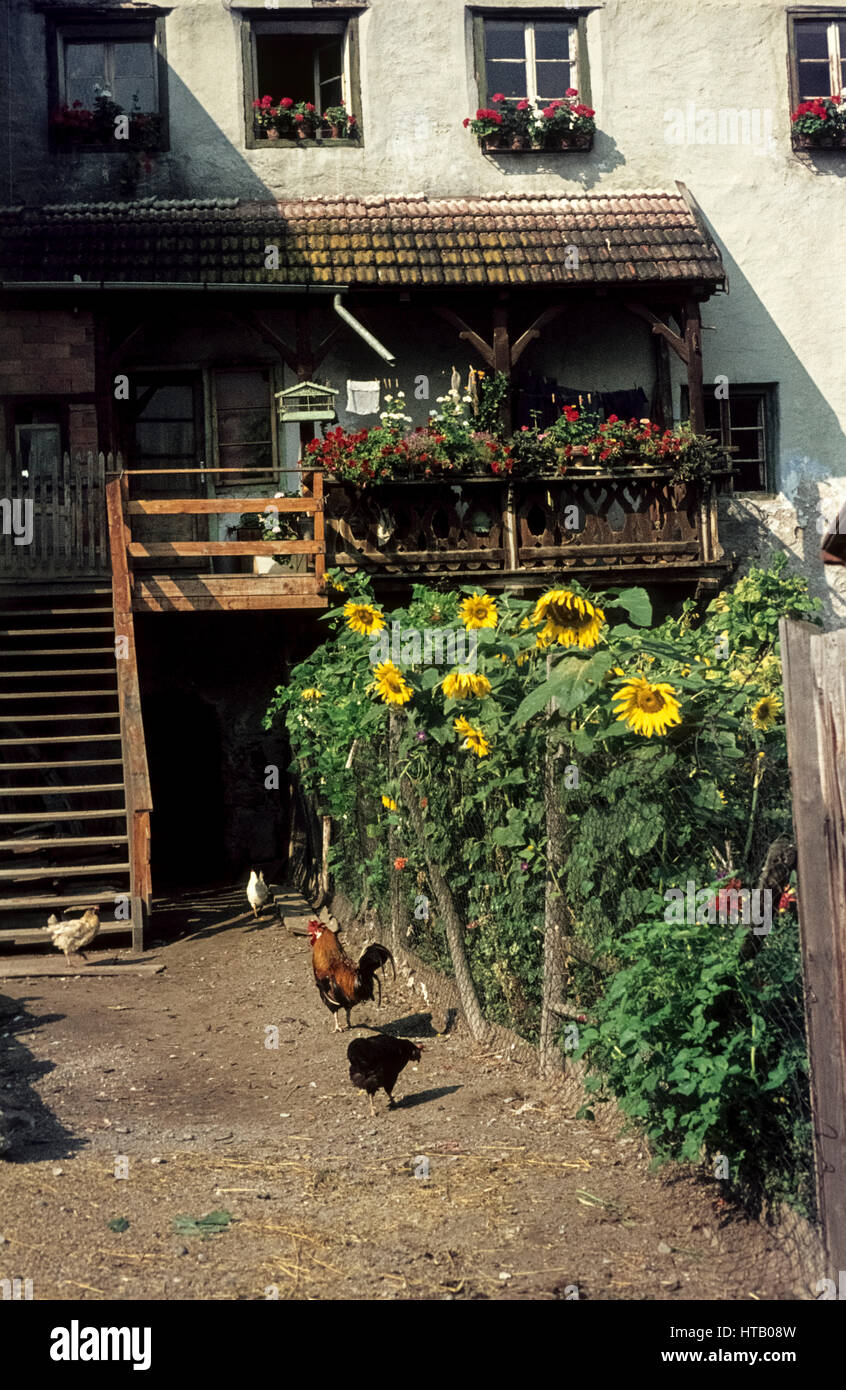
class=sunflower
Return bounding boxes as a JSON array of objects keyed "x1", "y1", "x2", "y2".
[
  {"x1": 381, "y1": 795, "x2": 397, "y2": 811},
  {"x1": 343, "y1": 600, "x2": 386, "y2": 637},
  {"x1": 612, "y1": 676, "x2": 682, "y2": 738},
  {"x1": 531, "y1": 588, "x2": 605, "y2": 649},
  {"x1": 300, "y1": 688, "x2": 323, "y2": 701},
  {"x1": 443, "y1": 670, "x2": 491, "y2": 699},
  {"x1": 371, "y1": 661, "x2": 413, "y2": 706},
  {"x1": 459, "y1": 593, "x2": 498, "y2": 630},
  {"x1": 751, "y1": 694, "x2": 782, "y2": 731},
  {"x1": 454, "y1": 715, "x2": 490, "y2": 758}
]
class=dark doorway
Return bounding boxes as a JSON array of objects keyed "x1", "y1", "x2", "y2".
[{"x1": 143, "y1": 691, "x2": 227, "y2": 888}]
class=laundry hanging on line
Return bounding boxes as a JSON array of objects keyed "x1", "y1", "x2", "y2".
[{"x1": 346, "y1": 380, "x2": 381, "y2": 415}]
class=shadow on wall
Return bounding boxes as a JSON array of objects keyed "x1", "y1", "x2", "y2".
[
  {"x1": 13, "y1": 52, "x2": 281, "y2": 205},
  {"x1": 482, "y1": 131, "x2": 625, "y2": 190}
]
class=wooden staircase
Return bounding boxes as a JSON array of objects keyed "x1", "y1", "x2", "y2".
[{"x1": 0, "y1": 586, "x2": 148, "y2": 951}]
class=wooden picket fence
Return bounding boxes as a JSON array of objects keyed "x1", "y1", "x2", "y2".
[
  {"x1": 781, "y1": 618, "x2": 846, "y2": 1277},
  {"x1": 0, "y1": 450, "x2": 108, "y2": 577}
]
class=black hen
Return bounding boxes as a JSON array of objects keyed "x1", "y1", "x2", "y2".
[{"x1": 347, "y1": 1035, "x2": 423, "y2": 1116}]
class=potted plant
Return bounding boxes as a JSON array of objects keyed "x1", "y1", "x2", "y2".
[
  {"x1": 293, "y1": 101, "x2": 319, "y2": 139},
  {"x1": 463, "y1": 106, "x2": 506, "y2": 150},
  {"x1": 547, "y1": 404, "x2": 603, "y2": 468},
  {"x1": 322, "y1": 102, "x2": 357, "y2": 139},
  {"x1": 536, "y1": 89, "x2": 596, "y2": 149},
  {"x1": 790, "y1": 95, "x2": 846, "y2": 148}
]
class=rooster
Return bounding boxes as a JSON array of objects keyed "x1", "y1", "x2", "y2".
[
  {"x1": 307, "y1": 918, "x2": 395, "y2": 1031},
  {"x1": 347, "y1": 1036, "x2": 423, "y2": 1116},
  {"x1": 46, "y1": 907, "x2": 100, "y2": 965}
]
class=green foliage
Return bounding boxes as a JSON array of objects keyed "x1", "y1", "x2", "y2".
[{"x1": 266, "y1": 555, "x2": 821, "y2": 1215}]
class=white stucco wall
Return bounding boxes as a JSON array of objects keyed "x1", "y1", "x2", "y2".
[{"x1": 5, "y1": 0, "x2": 846, "y2": 613}]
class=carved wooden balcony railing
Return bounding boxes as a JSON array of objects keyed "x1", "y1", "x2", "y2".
[{"x1": 324, "y1": 467, "x2": 729, "y2": 591}]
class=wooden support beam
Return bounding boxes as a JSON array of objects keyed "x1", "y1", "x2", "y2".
[
  {"x1": 127, "y1": 540, "x2": 321, "y2": 557},
  {"x1": 238, "y1": 311, "x2": 298, "y2": 374},
  {"x1": 624, "y1": 301, "x2": 689, "y2": 365},
  {"x1": 433, "y1": 307, "x2": 495, "y2": 368},
  {"x1": 683, "y1": 298, "x2": 705, "y2": 434},
  {"x1": 510, "y1": 305, "x2": 567, "y2": 367}
]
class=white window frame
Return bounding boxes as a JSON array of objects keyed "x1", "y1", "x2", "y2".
[{"x1": 485, "y1": 17, "x2": 578, "y2": 106}]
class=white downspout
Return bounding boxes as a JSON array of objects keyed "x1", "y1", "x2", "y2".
[{"x1": 333, "y1": 294, "x2": 396, "y2": 365}]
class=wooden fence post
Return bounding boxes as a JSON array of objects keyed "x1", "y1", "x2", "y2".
[{"x1": 780, "y1": 617, "x2": 846, "y2": 1275}]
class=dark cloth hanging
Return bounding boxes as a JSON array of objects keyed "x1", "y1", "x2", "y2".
[
  {"x1": 599, "y1": 387, "x2": 649, "y2": 421},
  {"x1": 516, "y1": 375, "x2": 649, "y2": 429}
]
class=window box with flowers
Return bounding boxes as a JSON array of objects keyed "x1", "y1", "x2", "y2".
[
  {"x1": 251, "y1": 94, "x2": 359, "y2": 143},
  {"x1": 790, "y1": 94, "x2": 846, "y2": 148},
  {"x1": 49, "y1": 91, "x2": 164, "y2": 152},
  {"x1": 463, "y1": 90, "x2": 596, "y2": 152}
]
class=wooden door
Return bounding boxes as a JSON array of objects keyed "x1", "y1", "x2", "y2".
[{"x1": 128, "y1": 375, "x2": 207, "y2": 570}]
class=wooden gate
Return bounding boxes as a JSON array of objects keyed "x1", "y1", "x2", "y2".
[
  {"x1": 0, "y1": 450, "x2": 108, "y2": 578},
  {"x1": 781, "y1": 618, "x2": 846, "y2": 1278}
]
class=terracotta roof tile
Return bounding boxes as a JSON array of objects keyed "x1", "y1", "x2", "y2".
[{"x1": 0, "y1": 192, "x2": 725, "y2": 290}]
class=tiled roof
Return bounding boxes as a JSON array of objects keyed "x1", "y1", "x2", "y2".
[{"x1": 0, "y1": 191, "x2": 725, "y2": 289}]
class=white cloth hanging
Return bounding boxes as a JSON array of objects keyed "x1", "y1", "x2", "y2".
[{"x1": 346, "y1": 379, "x2": 381, "y2": 415}]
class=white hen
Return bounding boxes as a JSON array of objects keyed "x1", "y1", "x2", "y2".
[
  {"x1": 246, "y1": 869, "x2": 269, "y2": 919},
  {"x1": 46, "y1": 907, "x2": 100, "y2": 965}
]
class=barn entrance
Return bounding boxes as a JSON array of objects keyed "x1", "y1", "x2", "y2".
[{"x1": 142, "y1": 691, "x2": 227, "y2": 888}]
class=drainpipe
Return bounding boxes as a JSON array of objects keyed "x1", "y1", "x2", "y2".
[{"x1": 333, "y1": 293, "x2": 396, "y2": 365}]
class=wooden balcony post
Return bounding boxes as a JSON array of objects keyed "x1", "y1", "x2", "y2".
[
  {"x1": 684, "y1": 298, "x2": 705, "y2": 434},
  {"x1": 312, "y1": 467, "x2": 325, "y2": 583}
]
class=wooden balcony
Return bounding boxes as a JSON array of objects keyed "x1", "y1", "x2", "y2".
[
  {"x1": 107, "y1": 468, "x2": 328, "y2": 614},
  {"x1": 324, "y1": 466, "x2": 731, "y2": 594}
]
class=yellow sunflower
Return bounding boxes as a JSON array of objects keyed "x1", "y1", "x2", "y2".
[
  {"x1": 442, "y1": 670, "x2": 492, "y2": 699},
  {"x1": 531, "y1": 588, "x2": 605, "y2": 649},
  {"x1": 343, "y1": 600, "x2": 386, "y2": 637},
  {"x1": 381, "y1": 795, "x2": 398, "y2": 811},
  {"x1": 371, "y1": 661, "x2": 413, "y2": 706},
  {"x1": 459, "y1": 593, "x2": 498, "y2": 630},
  {"x1": 751, "y1": 694, "x2": 782, "y2": 731},
  {"x1": 301, "y1": 688, "x2": 323, "y2": 701},
  {"x1": 612, "y1": 676, "x2": 682, "y2": 738},
  {"x1": 454, "y1": 715, "x2": 490, "y2": 758}
]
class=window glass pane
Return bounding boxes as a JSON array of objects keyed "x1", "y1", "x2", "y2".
[
  {"x1": 216, "y1": 372, "x2": 273, "y2": 477},
  {"x1": 795, "y1": 21, "x2": 830, "y2": 60},
  {"x1": 486, "y1": 59, "x2": 527, "y2": 98},
  {"x1": 534, "y1": 22, "x2": 573, "y2": 61},
  {"x1": 135, "y1": 384, "x2": 193, "y2": 420},
  {"x1": 536, "y1": 61, "x2": 573, "y2": 102},
  {"x1": 799, "y1": 59, "x2": 834, "y2": 101},
  {"x1": 113, "y1": 40, "x2": 156, "y2": 111},
  {"x1": 65, "y1": 41, "x2": 106, "y2": 106},
  {"x1": 317, "y1": 41, "x2": 344, "y2": 110},
  {"x1": 484, "y1": 20, "x2": 526, "y2": 61},
  {"x1": 728, "y1": 396, "x2": 762, "y2": 430},
  {"x1": 17, "y1": 426, "x2": 61, "y2": 477},
  {"x1": 135, "y1": 421, "x2": 194, "y2": 457}
]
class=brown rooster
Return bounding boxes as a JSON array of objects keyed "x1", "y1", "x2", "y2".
[{"x1": 307, "y1": 919, "x2": 395, "y2": 1031}]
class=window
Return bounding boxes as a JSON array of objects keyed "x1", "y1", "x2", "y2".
[
  {"x1": 5, "y1": 404, "x2": 64, "y2": 479},
  {"x1": 789, "y1": 11, "x2": 846, "y2": 101},
  {"x1": 242, "y1": 13, "x2": 363, "y2": 146},
  {"x1": 474, "y1": 11, "x2": 589, "y2": 106},
  {"x1": 47, "y1": 15, "x2": 168, "y2": 151},
  {"x1": 212, "y1": 369, "x2": 279, "y2": 484},
  {"x1": 702, "y1": 387, "x2": 778, "y2": 493}
]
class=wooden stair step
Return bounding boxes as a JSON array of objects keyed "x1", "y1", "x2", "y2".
[
  {"x1": 0, "y1": 759, "x2": 124, "y2": 772},
  {"x1": 0, "y1": 690, "x2": 118, "y2": 700},
  {"x1": 0, "y1": 647, "x2": 117, "y2": 657},
  {"x1": 0, "y1": 921, "x2": 130, "y2": 946},
  {"x1": 0, "y1": 892, "x2": 129, "y2": 911},
  {"x1": 0, "y1": 862, "x2": 131, "y2": 881},
  {"x1": 0, "y1": 669, "x2": 117, "y2": 679},
  {"x1": 0, "y1": 783, "x2": 125, "y2": 797},
  {"x1": 0, "y1": 809, "x2": 126, "y2": 822},
  {"x1": 0, "y1": 834, "x2": 128, "y2": 850},
  {"x1": 0, "y1": 607, "x2": 112, "y2": 617},
  {"x1": 0, "y1": 717, "x2": 119, "y2": 728},
  {"x1": 0, "y1": 733, "x2": 122, "y2": 745},
  {"x1": 0, "y1": 627, "x2": 115, "y2": 637}
]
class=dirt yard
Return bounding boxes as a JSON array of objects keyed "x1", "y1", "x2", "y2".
[{"x1": 0, "y1": 886, "x2": 815, "y2": 1301}]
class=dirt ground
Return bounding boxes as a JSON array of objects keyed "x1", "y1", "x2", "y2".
[{"x1": 0, "y1": 885, "x2": 815, "y2": 1302}]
